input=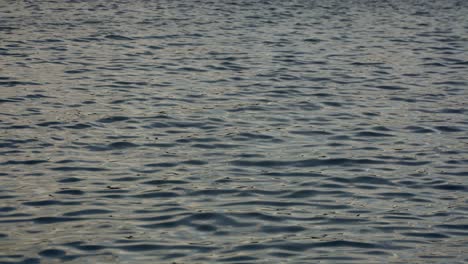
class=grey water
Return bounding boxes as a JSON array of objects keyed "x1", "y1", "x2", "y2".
[{"x1": 1, "y1": 0, "x2": 468, "y2": 263}]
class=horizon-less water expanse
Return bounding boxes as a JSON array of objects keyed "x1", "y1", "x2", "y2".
[{"x1": 1, "y1": 0, "x2": 468, "y2": 263}]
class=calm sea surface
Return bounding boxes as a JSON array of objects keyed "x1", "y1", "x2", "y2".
[{"x1": 1, "y1": 0, "x2": 468, "y2": 263}]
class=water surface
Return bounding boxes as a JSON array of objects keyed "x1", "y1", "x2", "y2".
[{"x1": 1, "y1": 0, "x2": 468, "y2": 263}]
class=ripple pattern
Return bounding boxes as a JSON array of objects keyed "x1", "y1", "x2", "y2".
[{"x1": 1, "y1": 0, "x2": 468, "y2": 263}]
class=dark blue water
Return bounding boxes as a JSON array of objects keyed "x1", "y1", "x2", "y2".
[{"x1": 1, "y1": 0, "x2": 468, "y2": 263}]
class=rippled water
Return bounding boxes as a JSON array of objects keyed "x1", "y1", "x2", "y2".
[{"x1": 1, "y1": 0, "x2": 468, "y2": 263}]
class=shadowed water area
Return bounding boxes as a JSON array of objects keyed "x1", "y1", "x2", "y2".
[{"x1": 1, "y1": 0, "x2": 468, "y2": 263}]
